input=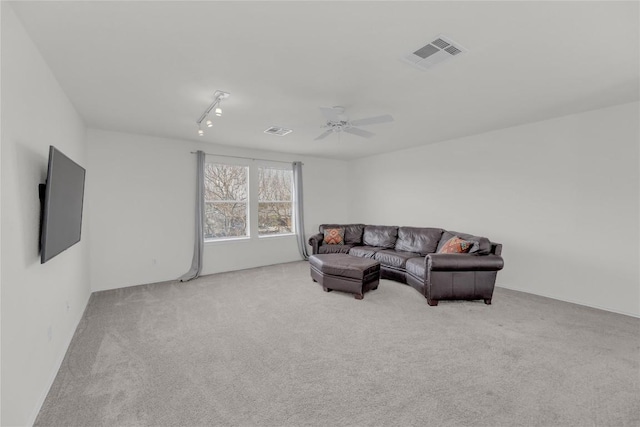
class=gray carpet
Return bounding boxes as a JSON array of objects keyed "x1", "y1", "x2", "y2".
[{"x1": 35, "y1": 261, "x2": 639, "y2": 426}]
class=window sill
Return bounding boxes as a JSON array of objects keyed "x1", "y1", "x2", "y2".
[
  {"x1": 204, "y1": 236, "x2": 251, "y2": 245},
  {"x1": 258, "y1": 233, "x2": 296, "y2": 239}
]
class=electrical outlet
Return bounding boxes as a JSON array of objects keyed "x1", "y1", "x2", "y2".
[{"x1": 47, "y1": 325, "x2": 52, "y2": 342}]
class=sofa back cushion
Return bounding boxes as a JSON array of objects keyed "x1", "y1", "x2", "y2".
[
  {"x1": 437, "y1": 230, "x2": 492, "y2": 255},
  {"x1": 319, "y1": 224, "x2": 364, "y2": 245},
  {"x1": 363, "y1": 225, "x2": 398, "y2": 249},
  {"x1": 395, "y1": 227, "x2": 443, "y2": 256}
]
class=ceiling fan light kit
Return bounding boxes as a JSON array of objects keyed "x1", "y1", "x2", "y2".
[
  {"x1": 196, "y1": 90, "x2": 229, "y2": 136},
  {"x1": 314, "y1": 106, "x2": 394, "y2": 141}
]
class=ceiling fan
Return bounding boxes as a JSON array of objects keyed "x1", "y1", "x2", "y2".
[{"x1": 314, "y1": 106, "x2": 394, "y2": 141}]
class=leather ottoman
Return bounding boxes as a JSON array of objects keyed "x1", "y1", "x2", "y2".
[{"x1": 309, "y1": 253, "x2": 381, "y2": 300}]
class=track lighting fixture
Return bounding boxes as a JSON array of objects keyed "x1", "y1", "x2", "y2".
[{"x1": 196, "y1": 90, "x2": 229, "y2": 136}]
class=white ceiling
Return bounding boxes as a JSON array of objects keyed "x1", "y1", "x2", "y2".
[{"x1": 10, "y1": 1, "x2": 639, "y2": 160}]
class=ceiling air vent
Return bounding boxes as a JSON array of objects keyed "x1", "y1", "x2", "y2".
[
  {"x1": 431, "y1": 38, "x2": 450, "y2": 49},
  {"x1": 264, "y1": 126, "x2": 293, "y2": 136},
  {"x1": 402, "y1": 34, "x2": 467, "y2": 70}
]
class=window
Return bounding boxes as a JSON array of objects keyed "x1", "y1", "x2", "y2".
[
  {"x1": 204, "y1": 163, "x2": 249, "y2": 240},
  {"x1": 202, "y1": 160, "x2": 295, "y2": 241},
  {"x1": 258, "y1": 167, "x2": 294, "y2": 236}
]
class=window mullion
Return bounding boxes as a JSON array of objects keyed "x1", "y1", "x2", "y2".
[{"x1": 249, "y1": 164, "x2": 259, "y2": 240}]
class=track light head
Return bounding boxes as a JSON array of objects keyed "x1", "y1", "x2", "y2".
[{"x1": 195, "y1": 90, "x2": 229, "y2": 136}]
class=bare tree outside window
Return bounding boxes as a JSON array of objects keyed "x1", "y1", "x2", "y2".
[
  {"x1": 258, "y1": 167, "x2": 293, "y2": 235},
  {"x1": 204, "y1": 163, "x2": 248, "y2": 239}
]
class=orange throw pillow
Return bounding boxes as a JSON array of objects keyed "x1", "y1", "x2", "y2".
[
  {"x1": 438, "y1": 236, "x2": 473, "y2": 254},
  {"x1": 323, "y1": 228, "x2": 344, "y2": 245}
]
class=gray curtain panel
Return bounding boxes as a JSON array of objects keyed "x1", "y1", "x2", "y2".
[
  {"x1": 180, "y1": 150, "x2": 205, "y2": 281},
  {"x1": 292, "y1": 161, "x2": 309, "y2": 260}
]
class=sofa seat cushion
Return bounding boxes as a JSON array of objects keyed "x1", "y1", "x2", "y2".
[
  {"x1": 349, "y1": 246, "x2": 384, "y2": 259},
  {"x1": 395, "y1": 227, "x2": 443, "y2": 255},
  {"x1": 375, "y1": 250, "x2": 422, "y2": 269},
  {"x1": 319, "y1": 244, "x2": 353, "y2": 254},
  {"x1": 363, "y1": 225, "x2": 398, "y2": 249},
  {"x1": 406, "y1": 257, "x2": 426, "y2": 280}
]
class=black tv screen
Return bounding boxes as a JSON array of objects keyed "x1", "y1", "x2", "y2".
[{"x1": 40, "y1": 146, "x2": 86, "y2": 264}]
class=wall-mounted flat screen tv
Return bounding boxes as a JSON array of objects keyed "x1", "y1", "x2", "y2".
[{"x1": 40, "y1": 146, "x2": 86, "y2": 264}]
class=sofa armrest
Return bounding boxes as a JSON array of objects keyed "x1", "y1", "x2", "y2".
[
  {"x1": 427, "y1": 253, "x2": 504, "y2": 271},
  {"x1": 308, "y1": 233, "x2": 324, "y2": 255}
]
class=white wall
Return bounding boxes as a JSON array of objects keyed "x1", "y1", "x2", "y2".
[
  {"x1": 1, "y1": 4, "x2": 91, "y2": 426},
  {"x1": 87, "y1": 129, "x2": 349, "y2": 291},
  {"x1": 348, "y1": 102, "x2": 639, "y2": 317}
]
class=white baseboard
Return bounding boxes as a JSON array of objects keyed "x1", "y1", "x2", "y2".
[
  {"x1": 26, "y1": 293, "x2": 92, "y2": 427},
  {"x1": 496, "y1": 284, "x2": 639, "y2": 318}
]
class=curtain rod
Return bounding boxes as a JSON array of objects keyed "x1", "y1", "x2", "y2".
[{"x1": 190, "y1": 151, "x2": 300, "y2": 165}]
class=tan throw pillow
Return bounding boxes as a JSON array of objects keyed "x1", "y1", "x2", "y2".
[
  {"x1": 438, "y1": 236, "x2": 473, "y2": 254},
  {"x1": 323, "y1": 228, "x2": 345, "y2": 245}
]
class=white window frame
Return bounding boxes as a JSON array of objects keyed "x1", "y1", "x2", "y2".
[
  {"x1": 203, "y1": 157, "x2": 296, "y2": 244},
  {"x1": 257, "y1": 164, "x2": 295, "y2": 238},
  {"x1": 203, "y1": 158, "x2": 250, "y2": 242}
]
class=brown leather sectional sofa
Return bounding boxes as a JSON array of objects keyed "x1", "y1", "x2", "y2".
[{"x1": 308, "y1": 224, "x2": 504, "y2": 306}]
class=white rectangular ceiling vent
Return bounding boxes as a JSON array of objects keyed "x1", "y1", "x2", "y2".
[
  {"x1": 402, "y1": 34, "x2": 467, "y2": 70},
  {"x1": 264, "y1": 126, "x2": 293, "y2": 136}
]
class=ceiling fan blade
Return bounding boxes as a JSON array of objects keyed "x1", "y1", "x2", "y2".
[
  {"x1": 350, "y1": 114, "x2": 394, "y2": 127},
  {"x1": 343, "y1": 127, "x2": 375, "y2": 138},
  {"x1": 319, "y1": 107, "x2": 342, "y2": 123},
  {"x1": 314, "y1": 129, "x2": 334, "y2": 141}
]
